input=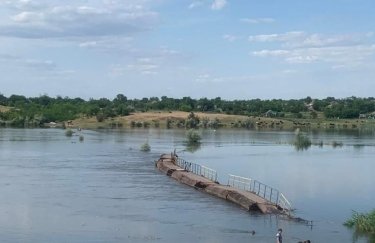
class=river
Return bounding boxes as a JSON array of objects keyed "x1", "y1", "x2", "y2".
[{"x1": 0, "y1": 128, "x2": 374, "y2": 242}]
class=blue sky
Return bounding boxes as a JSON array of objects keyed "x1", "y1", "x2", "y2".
[{"x1": 0, "y1": 0, "x2": 374, "y2": 99}]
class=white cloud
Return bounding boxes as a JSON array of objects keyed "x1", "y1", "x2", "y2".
[
  {"x1": 252, "y1": 45, "x2": 375, "y2": 66},
  {"x1": 127, "y1": 63, "x2": 158, "y2": 75},
  {"x1": 249, "y1": 31, "x2": 375, "y2": 69},
  {"x1": 195, "y1": 73, "x2": 211, "y2": 83},
  {"x1": 0, "y1": 54, "x2": 54, "y2": 70},
  {"x1": 0, "y1": 0, "x2": 45, "y2": 10},
  {"x1": 241, "y1": 18, "x2": 275, "y2": 24},
  {"x1": 111, "y1": 46, "x2": 183, "y2": 76},
  {"x1": 0, "y1": 53, "x2": 75, "y2": 77},
  {"x1": 248, "y1": 31, "x2": 366, "y2": 48},
  {"x1": 0, "y1": 1, "x2": 159, "y2": 39},
  {"x1": 25, "y1": 58, "x2": 56, "y2": 70},
  {"x1": 188, "y1": 1, "x2": 204, "y2": 9},
  {"x1": 78, "y1": 37, "x2": 134, "y2": 52},
  {"x1": 211, "y1": 0, "x2": 227, "y2": 10},
  {"x1": 11, "y1": 11, "x2": 43, "y2": 22},
  {"x1": 248, "y1": 31, "x2": 304, "y2": 43},
  {"x1": 79, "y1": 41, "x2": 97, "y2": 48},
  {"x1": 253, "y1": 49, "x2": 290, "y2": 57},
  {"x1": 223, "y1": 34, "x2": 240, "y2": 42},
  {"x1": 282, "y1": 69, "x2": 298, "y2": 74}
]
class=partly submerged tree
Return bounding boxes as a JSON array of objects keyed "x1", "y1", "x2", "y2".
[
  {"x1": 293, "y1": 129, "x2": 311, "y2": 151},
  {"x1": 186, "y1": 129, "x2": 201, "y2": 144},
  {"x1": 140, "y1": 141, "x2": 151, "y2": 152}
]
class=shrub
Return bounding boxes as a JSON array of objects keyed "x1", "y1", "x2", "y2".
[
  {"x1": 96, "y1": 113, "x2": 106, "y2": 122},
  {"x1": 185, "y1": 112, "x2": 200, "y2": 129},
  {"x1": 344, "y1": 210, "x2": 375, "y2": 236},
  {"x1": 293, "y1": 130, "x2": 311, "y2": 150},
  {"x1": 166, "y1": 118, "x2": 172, "y2": 129},
  {"x1": 242, "y1": 118, "x2": 254, "y2": 129},
  {"x1": 65, "y1": 129, "x2": 73, "y2": 137},
  {"x1": 153, "y1": 120, "x2": 160, "y2": 128},
  {"x1": 143, "y1": 121, "x2": 150, "y2": 128},
  {"x1": 208, "y1": 118, "x2": 221, "y2": 129},
  {"x1": 140, "y1": 142, "x2": 151, "y2": 152},
  {"x1": 310, "y1": 111, "x2": 318, "y2": 119},
  {"x1": 186, "y1": 129, "x2": 201, "y2": 144},
  {"x1": 201, "y1": 117, "x2": 209, "y2": 128}
]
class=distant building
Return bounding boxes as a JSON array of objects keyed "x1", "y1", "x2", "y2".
[{"x1": 359, "y1": 114, "x2": 367, "y2": 119}]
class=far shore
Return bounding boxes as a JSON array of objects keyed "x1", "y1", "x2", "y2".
[{"x1": 53, "y1": 111, "x2": 375, "y2": 131}]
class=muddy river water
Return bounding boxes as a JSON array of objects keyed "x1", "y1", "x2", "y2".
[{"x1": 0, "y1": 128, "x2": 374, "y2": 242}]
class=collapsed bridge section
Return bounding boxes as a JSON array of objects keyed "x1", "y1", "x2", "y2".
[{"x1": 156, "y1": 153, "x2": 292, "y2": 215}]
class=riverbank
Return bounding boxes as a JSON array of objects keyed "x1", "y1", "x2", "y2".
[{"x1": 65, "y1": 111, "x2": 375, "y2": 131}]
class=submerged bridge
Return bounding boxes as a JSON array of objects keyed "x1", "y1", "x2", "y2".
[{"x1": 156, "y1": 153, "x2": 293, "y2": 215}]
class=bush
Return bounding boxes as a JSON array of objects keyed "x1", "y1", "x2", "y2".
[
  {"x1": 208, "y1": 118, "x2": 221, "y2": 129},
  {"x1": 166, "y1": 118, "x2": 172, "y2": 129},
  {"x1": 242, "y1": 118, "x2": 254, "y2": 129},
  {"x1": 201, "y1": 117, "x2": 209, "y2": 128},
  {"x1": 140, "y1": 142, "x2": 151, "y2": 152},
  {"x1": 185, "y1": 112, "x2": 200, "y2": 129},
  {"x1": 186, "y1": 129, "x2": 201, "y2": 144},
  {"x1": 153, "y1": 120, "x2": 160, "y2": 128},
  {"x1": 344, "y1": 210, "x2": 375, "y2": 236},
  {"x1": 65, "y1": 129, "x2": 73, "y2": 137},
  {"x1": 143, "y1": 121, "x2": 150, "y2": 128},
  {"x1": 293, "y1": 130, "x2": 311, "y2": 150},
  {"x1": 96, "y1": 113, "x2": 106, "y2": 122}
]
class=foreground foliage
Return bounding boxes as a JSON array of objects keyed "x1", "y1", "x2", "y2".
[{"x1": 345, "y1": 210, "x2": 375, "y2": 236}]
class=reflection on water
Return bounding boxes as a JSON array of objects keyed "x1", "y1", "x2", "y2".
[
  {"x1": 0, "y1": 128, "x2": 374, "y2": 242},
  {"x1": 184, "y1": 142, "x2": 201, "y2": 153}
]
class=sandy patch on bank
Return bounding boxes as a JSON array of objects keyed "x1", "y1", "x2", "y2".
[{"x1": 0, "y1": 105, "x2": 11, "y2": 112}]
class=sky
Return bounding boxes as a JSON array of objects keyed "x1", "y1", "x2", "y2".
[{"x1": 0, "y1": 0, "x2": 374, "y2": 100}]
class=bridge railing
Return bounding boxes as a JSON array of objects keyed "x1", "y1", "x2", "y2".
[
  {"x1": 175, "y1": 157, "x2": 218, "y2": 182},
  {"x1": 228, "y1": 174, "x2": 252, "y2": 191},
  {"x1": 228, "y1": 174, "x2": 292, "y2": 212},
  {"x1": 174, "y1": 155, "x2": 292, "y2": 212}
]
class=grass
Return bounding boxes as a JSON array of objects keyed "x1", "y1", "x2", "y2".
[{"x1": 345, "y1": 210, "x2": 375, "y2": 237}]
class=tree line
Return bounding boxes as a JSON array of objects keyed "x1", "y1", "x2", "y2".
[{"x1": 0, "y1": 93, "x2": 375, "y2": 127}]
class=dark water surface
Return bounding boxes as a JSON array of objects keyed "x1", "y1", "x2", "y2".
[{"x1": 0, "y1": 128, "x2": 374, "y2": 242}]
